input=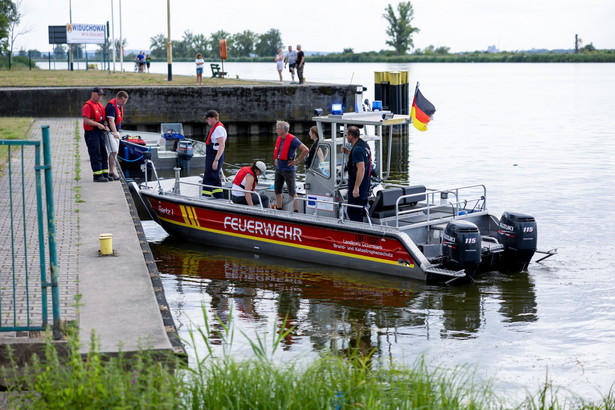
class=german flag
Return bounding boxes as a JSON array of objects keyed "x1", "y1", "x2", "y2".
[{"x1": 411, "y1": 86, "x2": 436, "y2": 131}]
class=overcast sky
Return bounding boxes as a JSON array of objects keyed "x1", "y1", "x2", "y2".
[{"x1": 13, "y1": 0, "x2": 615, "y2": 54}]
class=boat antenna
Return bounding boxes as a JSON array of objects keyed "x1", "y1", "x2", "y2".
[{"x1": 349, "y1": 72, "x2": 354, "y2": 84}]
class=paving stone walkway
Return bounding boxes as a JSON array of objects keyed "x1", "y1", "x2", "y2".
[{"x1": 0, "y1": 118, "x2": 79, "y2": 336}]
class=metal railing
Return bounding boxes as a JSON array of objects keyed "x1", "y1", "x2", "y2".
[
  {"x1": 394, "y1": 185, "x2": 487, "y2": 228},
  {"x1": 0, "y1": 126, "x2": 62, "y2": 338}
]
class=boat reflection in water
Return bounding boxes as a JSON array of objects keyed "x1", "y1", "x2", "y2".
[{"x1": 149, "y1": 229, "x2": 537, "y2": 362}]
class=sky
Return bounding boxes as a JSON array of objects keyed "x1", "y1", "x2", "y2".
[{"x1": 12, "y1": 0, "x2": 615, "y2": 54}]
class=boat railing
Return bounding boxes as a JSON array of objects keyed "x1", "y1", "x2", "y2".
[
  {"x1": 143, "y1": 159, "x2": 164, "y2": 194},
  {"x1": 394, "y1": 184, "x2": 487, "y2": 228},
  {"x1": 289, "y1": 197, "x2": 372, "y2": 226}
]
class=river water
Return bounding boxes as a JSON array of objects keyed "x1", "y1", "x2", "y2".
[{"x1": 124, "y1": 62, "x2": 615, "y2": 403}]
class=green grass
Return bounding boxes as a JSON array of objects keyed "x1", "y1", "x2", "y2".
[
  {"x1": 0, "y1": 117, "x2": 34, "y2": 173},
  {"x1": 2, "y1": 305, "x2": 613, "y2": 409},
  {"x1": 0, "y1": 66, "x2": 266, "y2": 87}
]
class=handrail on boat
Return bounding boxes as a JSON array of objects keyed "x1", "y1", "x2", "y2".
[
  {"x1": 394, "y1": 184, "x2": 487, "y2": 228},
  {"x1": 163, "y1": 166, "x2": 268, "y2": 209},
  {"x1": 288, "y1": 197, "x2": 372, "y2": 226}
]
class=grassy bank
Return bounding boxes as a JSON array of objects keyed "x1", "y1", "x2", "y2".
[
  {"x1": 0, "y1": 67, "x2": 261, "y2": 87},
  {"x1": 0, "y1": 117, "x2": 34, "y2": 172},
  {"x1": 2, "y1": 309, "x2": 613, "y2": 409}
]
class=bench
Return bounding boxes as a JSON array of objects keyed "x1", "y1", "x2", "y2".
[
  {"x1": 210, "y1": 63, "x2": 227, "y2": 78},
  {"x1": 369, "y1": 185, "x2": 426, "y2": 219}
]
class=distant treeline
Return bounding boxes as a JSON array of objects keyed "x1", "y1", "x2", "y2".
[
  {"x1": 167, "y1": 50, "x2": 615, "y2": 64},
  {"x1": 306, "y1": 50, "x2": 615, "y2": 63}
]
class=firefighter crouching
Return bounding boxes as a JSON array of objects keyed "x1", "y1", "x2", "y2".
[{"x1": 82, "y1": 87, "x2": 112, "y2": 182}]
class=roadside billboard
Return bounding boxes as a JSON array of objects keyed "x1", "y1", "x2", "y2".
[{"x1": 66, "y1": 24, "x2": 105, "y2": 44}]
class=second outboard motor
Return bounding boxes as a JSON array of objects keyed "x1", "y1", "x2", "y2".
[
  {"x1": 497, "y1": 211, "x2": 537, "y2": 272},
  {"x1": 442, "y1": 220, "x2": 482, "y2": 277},
  {"x1": 176, "y1": 140, "x2": 194, "y2": 172}
]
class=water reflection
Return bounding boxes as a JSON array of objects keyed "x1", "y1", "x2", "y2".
[{"x1": 150, "y1": 235, "x2": 537, "y2": 359}]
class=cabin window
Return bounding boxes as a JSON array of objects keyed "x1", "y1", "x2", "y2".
[{"x1": 311, "y1": 144, "x2": 331, "y2": 178}]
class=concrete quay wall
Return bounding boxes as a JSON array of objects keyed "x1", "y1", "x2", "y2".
[{"x1": 0, "y1": 85, "x2": 356, "y2": 137}]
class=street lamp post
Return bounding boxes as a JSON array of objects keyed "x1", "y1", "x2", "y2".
[
  {"x1": 110, "y1": 0, "x2": 116, "y2": 72},
  {"x1": 69, "y1": 0, "x2": 73, "y2": 71},
  {"x1": 166, "y1": 0, "x2": 172, "y2": 81},
  {"x1": 119, "y1": 0, "x2": 123, "y2": 72}
]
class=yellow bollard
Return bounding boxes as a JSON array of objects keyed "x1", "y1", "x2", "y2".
[{"x1": 99, "y1": 233, "x2": 113, "y2": 255}]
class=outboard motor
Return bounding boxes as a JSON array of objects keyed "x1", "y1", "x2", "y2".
[
  {"x1": 176, "y1": 140, "x2": 194, "y2": 173},
  {"x1": 497, "y1": 211, "x2": 537, "y2": 272},
  {"x1": 442, "y1": 220, "x2": 482, "y2": 277}
]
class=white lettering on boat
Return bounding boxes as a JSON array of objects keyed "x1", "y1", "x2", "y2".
[{"x1": 224, "y1": 216, "x2": 302, "y2": 242}]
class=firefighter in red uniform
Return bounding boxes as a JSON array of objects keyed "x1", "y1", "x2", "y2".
[{"x1": 82, "y1": 87, "x2": 111, "y2": 182}]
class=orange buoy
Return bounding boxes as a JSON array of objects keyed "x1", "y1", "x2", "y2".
[{"x1": 219, "y1": 39, "x2": 227, "y2": 60}]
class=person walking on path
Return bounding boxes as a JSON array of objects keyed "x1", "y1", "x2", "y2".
[
  {"x1": 341, "y1": 126, "x2": 371, "y2": 222},
  {"x1": 296, "y1": 44, "x2": 305, "y2": 84},
  {"x1": 275, "y1": 48, "x2": 285, "y2": 83},
  {"x1": 195, "y1": 53, "x2": 205, "y2": 85},
  {"x1": 202, "y1": 110, "x2": 227, "y2": 198},
  {"x1": 105, "y1": 90, "x2": 129, "y2": 180},
  {"x1": 82, "y1": 87, "x2": 111, "y2": 182},
  {"x1": 285, "y1": 45, "x2": 297, "y2": 83},
  {"x1": 273, "y1": 120, "x2": 309, "y2": 211},
  {"x1": 146, "y1": 55, "x2": 151, "y2": 73}
]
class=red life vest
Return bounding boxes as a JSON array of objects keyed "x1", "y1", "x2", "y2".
[
  {"x1": 232, "y1": 166, "x2": 257, "y2": 189},
  {"x1": 106, "y1": 98, "x2": 124, "y2": 128},
  {"x1": 206, "y1": 121, "x2": 225, "y2": 145},
  {"x1": 83, "y1": 100, "x2": 105, "y2": 131},
  {"x1": 273, "y1": 133, "x2": 296, "y2": 161}
]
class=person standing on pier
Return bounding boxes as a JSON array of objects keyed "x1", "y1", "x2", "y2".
[
  {"x1": 105, "y1": 90, "x2": 129, "y2": 180},
  {"x1": 202, "y1": 110, "x2": 227, "y2": 199},
  {"x1": 296, "y1": 44, "x2": 305, "y2": 84},
  {"x1": 285, "y1": 45, "x2": 297, "y2": 83},
  {"x1": 273, "y1": 120, "x2": 309, "y2": 211},
  {"x1": 82, "y1": 87, "x2": 111, "y2": 183},
  {"x1": 341, "y1": 126, "x2": 371, "y2": 222}
]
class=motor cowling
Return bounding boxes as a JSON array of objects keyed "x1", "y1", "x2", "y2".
[
  {"x1": 497, "y1": 211, "x2": 537, "y2": 272},
  {"x1": 177, "y1": 140, "x2": 194, "y2": 161},
  {"x1": 442, "y1": 220, "x2": 482, "y2": 277}
]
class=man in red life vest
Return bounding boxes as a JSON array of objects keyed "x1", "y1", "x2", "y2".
[
  {"x1": 82, "y1": 87, "x2": 111, "y2": 182},
  {"x1": 105, "y1": 90, "x2": 129, "y2": 180},
  {"x1": 202, "y1": 110, "x2": 227, "y2": 198},
  {"x1": 273, "y1": 120, "x2": 309, "y2": 211}
]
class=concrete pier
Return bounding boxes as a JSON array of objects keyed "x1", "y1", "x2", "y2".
[{"x1": 0, "y1": 118, "x2": 180, "y2": 367}]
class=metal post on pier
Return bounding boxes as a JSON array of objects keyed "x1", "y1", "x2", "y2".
[{"x1": 41, "y1": 126, "x2": 62, "y2": 339}]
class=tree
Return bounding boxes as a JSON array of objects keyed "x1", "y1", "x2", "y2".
[
  {"x1": 383, "y1": 1, "x2": 419, "y2": 55},
  {"x1": 255, "y1": 28, "x2": 282, "y2": 57},
  {"x1": 53, "y1": 44, "x2": 66, "y2": 58},
  {"x1": 232, "y1": 30, "x2": 257, "y2": 57},
  {"x1": 149, "y1": 33, "x2": 167, "y2": 58},
  {"x1": 7, "y1": 0, "x2": 31, "y2": 63},
  {"x1": 114, "y1": 38, "x2": 127, "y2": 58},
  {"x1": 192, "y1": 33, "x2": 208, "y2": 57},
  {"x1": 0, "y1": 0, "x2": 17, "y2": 55}
]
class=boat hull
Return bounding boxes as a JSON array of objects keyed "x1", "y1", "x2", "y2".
[{"x1": 140, "y1": 190, "x2": 446, "y2": 282}]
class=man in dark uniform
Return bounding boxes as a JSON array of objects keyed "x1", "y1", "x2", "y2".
[
  {"x1": 342, "y1": 126, "x2": 371, "y2": 222},
  {"x1": 82, "y1": 87, "x2": 111, "y2": 182}
]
